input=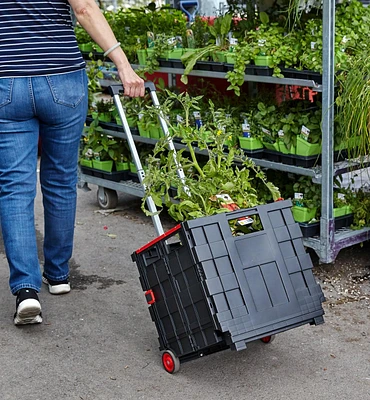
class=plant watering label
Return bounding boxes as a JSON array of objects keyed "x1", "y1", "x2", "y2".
[
  {"x1": 294, "y1": 192, "x2": 304, "y2": 207},
  {"x1": 236, "y1": 216, "x2": 254, "y2": 227},
  {"x1": 261, "y1": 127, "x2": 271, "y2": 136},
  {"x1": 229, "y1": 37, "x2": 238, "y2": 52},
  {"x1": 301, "y1": 125, "x2": 310, "y2": 141},
  {"x1": 193, "y1": 111, "x2": 203, "y2": 129},
  {"x1": 242, "y1": 123, "x2": 251, "y2": 137}
]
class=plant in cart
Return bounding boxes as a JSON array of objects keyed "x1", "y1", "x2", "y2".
[{"x1": 141, "y1": 90, "x2": 281, "y2": 224}]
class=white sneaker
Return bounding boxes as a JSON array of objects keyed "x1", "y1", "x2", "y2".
[
  {"x1": 14, "y1": 289, "x2": 42, "y2": 326},
  {"x1": 42, "y1": 275, "x2": 71, "y2": 295}
]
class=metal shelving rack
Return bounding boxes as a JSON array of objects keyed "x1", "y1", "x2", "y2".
[{"x1": 79, "y1": 0, "x2": 370, "y2": 262}]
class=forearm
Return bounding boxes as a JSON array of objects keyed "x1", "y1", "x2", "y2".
[
  {"x1": 68, "y1": 0, "x2": 144, "y2": 97},
  {"x1": 68, "y1": 0, "x2": 129, "y2": 66}
]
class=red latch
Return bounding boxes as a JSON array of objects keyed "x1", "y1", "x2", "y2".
[{"x1": 145, "y1": 289, "x2": 156, "y2": 305}]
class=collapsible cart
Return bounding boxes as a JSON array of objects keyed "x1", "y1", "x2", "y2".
[{"x1": 109, "y1": 83, "x2": 325, "y2": 374}]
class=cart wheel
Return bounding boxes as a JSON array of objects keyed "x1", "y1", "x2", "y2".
[
  {"x1": 162, "y1": 350, "x2": 180, "y2": 374},
  {"x1": 97, "y1": 188, "x2": 118, "y2": 209},
  {"x1": 260, "y1": 335, "x2": 276, "y2": 344}
]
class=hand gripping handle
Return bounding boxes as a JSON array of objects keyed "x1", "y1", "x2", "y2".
[{"x1": 108, "y1": 81, "x2": 156, "y2": 97}]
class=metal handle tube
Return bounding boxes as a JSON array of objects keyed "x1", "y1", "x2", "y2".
[
  {"x1": 149, "y1": 89, "x2": 191, "y2": 197},
  {"x1": 112, "y1": 92, "x2": 164, "y2": 237}
]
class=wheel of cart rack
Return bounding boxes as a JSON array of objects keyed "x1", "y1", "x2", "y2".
[
  {"x1": 161, "y1": 350, "x2": 180, "y2": 374},
  {"x1": 97, "y1": 187, "x2": 118, "y2": 209},
  {"x1": 260, "y1": 335, "x2": 276, "y2": 344}
]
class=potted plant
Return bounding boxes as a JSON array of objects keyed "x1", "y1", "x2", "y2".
[
  {"x1": 81, "y1": 119, "x2": 120, "y2": 172},
  {"x1": 291, "y1": 176, "x2": 321, "y2": 223},
  {"x1": 93, "y1": 99, "x2": 114, "y2": 123},
  {"x1": 181, "y1": 13, "x2": 234, "y2": 84}
]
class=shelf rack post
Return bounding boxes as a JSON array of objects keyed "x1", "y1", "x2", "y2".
[{"x1": 319, "y1": 0, "x2": 335, "y2": 263}]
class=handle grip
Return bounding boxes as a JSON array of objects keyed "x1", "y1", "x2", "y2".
[{"x1": 108, "y1": 81, "x2": 155, "y2": 96}]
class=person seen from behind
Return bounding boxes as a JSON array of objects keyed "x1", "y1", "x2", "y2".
[{"x1": 0, "y1": 0, "x2": 144, "y2": 325}]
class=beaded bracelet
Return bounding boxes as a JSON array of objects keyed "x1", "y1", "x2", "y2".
[{"x1": 103, "y1": 42, "x2": 121, "y2": 57}]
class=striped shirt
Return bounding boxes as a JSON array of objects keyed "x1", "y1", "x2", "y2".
[{"x1": 0, "y1": 0, "x2": 85, "y2": 78}]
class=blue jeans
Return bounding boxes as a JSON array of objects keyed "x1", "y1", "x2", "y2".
[{"x1": 0, "y1": 70, "x2": 88, "y2": 294}]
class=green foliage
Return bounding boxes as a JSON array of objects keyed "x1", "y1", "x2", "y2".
[
  {"x1": 140, "y1": 90, "x2": 280, "y2": 222},
  {"x1": 292, "y1": 176, "x2": 321, "y2": 215},
  {"x1": 81, "y1": 118, "x2": 122, "y2": 162}
]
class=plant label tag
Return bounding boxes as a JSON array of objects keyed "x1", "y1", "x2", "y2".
[
  {"x1": 229, "y1": 37, "x2": 238, "y2": 52},
  {"x1": 278, "y1": 129, "x2": 284, "y2": 138},
  {"x1": 236, "y1": 216, "x2": 254, "y2": 227},
  {"x1": 338, "y1": 193, "x2": 345, "y2": 200},
  {"x1": 294, "y1": 192, "x2": 304, "y2": 207},
  {"x1": 147, "y1": 32, "x2": 155, "y2": 48},
  {"x1": 193, "y1": 111, "x2": 202, "y2": 128},
  {"x1": 176, "y1": 115, "x2": 184, "y2": 124},
  {"x1": 301, "y1": 125, "x2": 310, "y2": 141},
  {"x1": 242, "y1": 123, "x2": 251, "y2": 137},
  {"x1": 310, "y1": 41, "x2": 316, "y2": 50},
  {"x1": 168, "y1": 37, "x2": 176, "y2": 46},
  {"x1": 138, "y1": 113, "x2": 144, "y2": 120},
  {"x1": 186, "y1": 29, "x2": 195, "y2": 48},
  {"x1": 261, "y1": 127, "x2": 271, "y2": 136},
  {"x1": 258, "y1": 39, "x2": 266, "y2": 47},
  {"x1": 175, "y1": 36, "x2": 183, "y2": 48}
]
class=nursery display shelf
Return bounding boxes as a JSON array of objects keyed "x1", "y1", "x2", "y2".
[
  {"x1": 97, "y1": 127, "x2": 370, "y2": 181},
  {"x1": 99, "y1": 67, "x2": 323, "y2": 91},
  {"x1": 303, "y1": 226, "x2": 370, "y2": 262},
  {"x1": 78, "y1": 173, "x2": 145, "y2": 198}
]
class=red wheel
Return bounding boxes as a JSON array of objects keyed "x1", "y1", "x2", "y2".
[
  {"x1": 162, "y1": 350, "x2": 180, "y2": 374},
  {"x1": 261, "y1": 335, "x2": 276, "y2": 344}
]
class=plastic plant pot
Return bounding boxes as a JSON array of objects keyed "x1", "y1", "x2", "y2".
[
  {"x1": 138, "y1": 122, "x2": 151, "y2": 138},
  {"x1": 296, "y1": 136, "x2": 321, "y2": 156},
  {"x1": 136, "y1": 49, "x2": 147, "y2": 65},
  {"x1": 115, "y1": 161, "x2": 129, "y2": 171},
  {"x1": 226, "y1": 53, "x2": 236, "y2": 64},
  {"x1": 212, "y1": 50, "x2": 226, "y2": 63},
  {"x1": 238, "y1": 137, "x2": 263, "y2": 150},
  {"x1": 161, "y1": 48, "x2": 183, "y2": 60},
  {"x1": 263, "y1": 141, "x2": 280, "y2": 152},
  {"x1": 333, "y1": 206, "x2": 348, "y2": 218},
  {"x1": 79, "y1": 159, "x2": 93, "y2": 168},
  {"x1": 79, "y1": 43, "x2": 93, "y2": 52},
  {"x1": 291, "y1": 205, "x2": 317, "y2": 223},
  {"x1": 254, "y1": 55, "x2": 273, "y2": 67},
  {"x1": 92, "y1": 160, "x2": 113, "y2": 172}
]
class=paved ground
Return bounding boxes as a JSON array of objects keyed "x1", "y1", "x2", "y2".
[{"x1": 0, "y1": 179, "x2": 369, "y2": 400}]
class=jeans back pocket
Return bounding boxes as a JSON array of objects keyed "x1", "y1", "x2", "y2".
[
  {"x1": 46, "y1": 69, "x2": 87, "y2": 108},
  {"x1": 0, "y1": 78, "x2": 14, "y2": 108}
]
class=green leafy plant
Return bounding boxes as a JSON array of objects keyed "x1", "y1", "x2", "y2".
[
  {"x1": 81, "y1": 118, "x2": 122, "y2": 162},
  {"x1": 140, "y1": 90, "x2": 281, "y2": 222},
  {"x1": 292, "y1": 176, "x2": 321, "y2": 217}
]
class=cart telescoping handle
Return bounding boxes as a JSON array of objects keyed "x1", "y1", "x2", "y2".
[{"x1": 108, "y1": 82, "x2": 189, "y2": 237}]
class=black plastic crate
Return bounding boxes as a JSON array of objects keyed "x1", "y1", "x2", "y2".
[{"x1": 132, "y1": 200, "x2": 325, "y2": 370}]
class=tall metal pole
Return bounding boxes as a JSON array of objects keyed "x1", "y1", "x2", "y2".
[{"x1": 320, "y1": 0, "x2": 335, "y2": 263}]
